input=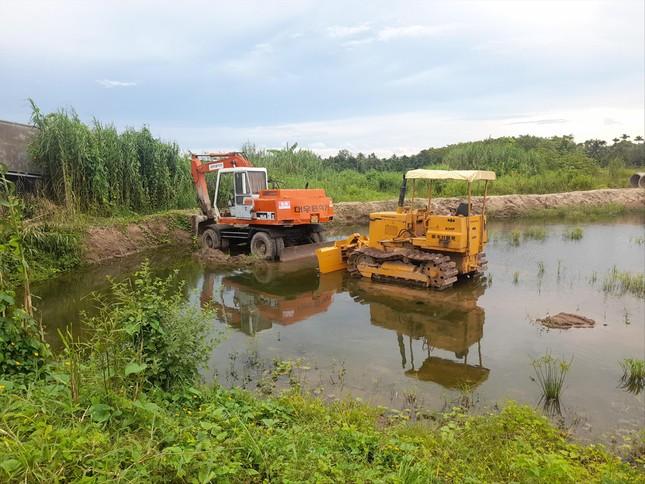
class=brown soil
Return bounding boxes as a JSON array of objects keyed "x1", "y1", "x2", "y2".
[
  {"x1": 332, "y1": 188, "x2": 645, "y2": 225},
  {"x1": 193, "y1": 247, "x2": 262, "y2": 270},
  {"x1": 537, "y1": 312, "x2": 596, "y2": 330},
  {"x1": 83, "y1": 215, "x2": 192, "y2": 264},
  {"x1": 81, "y1": 188, "x2": 643, "y2": 264}
]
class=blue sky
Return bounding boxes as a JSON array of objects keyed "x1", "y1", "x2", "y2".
[{"x1": 0, "y1": 0, "x2": 643, "y2": 155}]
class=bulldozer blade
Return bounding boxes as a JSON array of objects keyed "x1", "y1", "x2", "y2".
[{"x1": 279, "y1": 241, "x2": 334, "y2": 262}]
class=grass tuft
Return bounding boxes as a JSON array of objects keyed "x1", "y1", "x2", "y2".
[
  {"x1": 602, "y1": 267, "x2": 645, "y2": 298},
  {"x1": 563, "y1": 227, "x2": 584, "y2": 240},
  {"x1": 619, "y1": 358, "x2": 645, "y2": 395},
  {"x1": 532, "y1": 353, "x2": 572, "y2": 403}
]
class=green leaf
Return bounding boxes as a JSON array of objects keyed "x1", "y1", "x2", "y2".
[
  {"x1": 124, "y1": 361, "x2": 148, "y2": 377},
  {"x1": 89, "y1": 403, "x2": 112, "y2": 423},
  {"x1": 0, "y1": 458, "x2": 21, "y2": 475}
]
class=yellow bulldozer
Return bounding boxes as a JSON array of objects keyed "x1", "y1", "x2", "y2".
[{"x1": 316, "y1": 169, "x2": 496, "y2": 290}]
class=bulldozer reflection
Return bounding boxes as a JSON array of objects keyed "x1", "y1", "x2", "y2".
[
  {"x1": 348, "y1": 279, "x2": 489, "y2": 389},
  {"x1": 200, "y1": 261, "x2": 489, "y2": 389},
  {"x1": 199, "y1": 262, "x2": 342, "y2": 335}
]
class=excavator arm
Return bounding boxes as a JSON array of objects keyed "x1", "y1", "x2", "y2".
[{"x1": 190, "y1": 152, "x2": 253, "y2": 219}]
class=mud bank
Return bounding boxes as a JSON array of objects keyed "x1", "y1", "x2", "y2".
[
  {"x1": 332, "y1": 188, "x2": 644, "y2": 225},
  {"x1": 82, "y1": 189, "x2": 642, "y2": 264},
  {"x1": 83, "y1": 212, "x2": 192, "y2": 264}
]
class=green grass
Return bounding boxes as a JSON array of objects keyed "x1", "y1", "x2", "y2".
[
  {"x1": 563, "y1": 227, "x2": 584, "y2": 241},
  {"x1": 523, "y1": 226, "x2": 548, "y2": 241},
  {"x1": 619, "y1": 358, "x2": 645, "y2": 395},
  {"x1": 532, "y1": 354, "x2": 572, "y2": 403},
  {"x1": 0, "y1": 375, "x2": 641, "y2": 482},
  {"x1": 602, "y1": 267, "x2": 645, "y2": 298}
]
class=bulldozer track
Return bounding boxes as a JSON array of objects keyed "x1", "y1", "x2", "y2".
[{"x1": 347, "y1": 247, "x2": 459, "y2": 290}]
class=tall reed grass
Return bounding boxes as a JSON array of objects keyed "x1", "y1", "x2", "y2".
[{"x1": 28, "y1": 101, "x2": 194, "y2": 214}]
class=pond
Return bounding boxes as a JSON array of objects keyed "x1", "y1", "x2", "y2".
[{"x1": 35, "y1": 216, "x2": 645, "y2": 442}]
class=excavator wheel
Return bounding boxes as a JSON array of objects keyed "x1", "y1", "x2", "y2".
[
  {"x1": 250, "y1": 231, "x2": 277, "y2": 260},
  {"x1": 202, "y1": 228, "x2": 221, "y2": 250}
]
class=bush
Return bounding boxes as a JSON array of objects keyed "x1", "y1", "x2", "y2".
[{"x1": 86, "y1": 262, "x2": 218, "y2": 394}]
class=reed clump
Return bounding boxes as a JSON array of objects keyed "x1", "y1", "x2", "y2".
[
  {"x1": 619, "y1": 358, "x2": 645, "y2": 395},
  {"x1": 532, "y1": 354, "x2": 572, "y2": 403},
  {"x1": 28, "y1": 101, "x2": 194, "y2": 214},
  {"x1": 563, "y1": 227, "x2": 584, "y2": 240},
  {"x1": 602, "y1": 267, "x2": 645, "y2": 298}
]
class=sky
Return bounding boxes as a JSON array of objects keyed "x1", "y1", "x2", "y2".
[{"x1": 0, "y1": 0, "x2": 643, "y2": 156}]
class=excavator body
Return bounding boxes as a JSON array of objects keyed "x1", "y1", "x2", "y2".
[
  {"x1": 191, "y1": 152, "x2": 334, "y2": 260},
  {"x1": 316, "y1": 169, "x2": 495, "y2": 290}
]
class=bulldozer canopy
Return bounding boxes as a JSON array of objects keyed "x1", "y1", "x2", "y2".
[{"x1": 405, "y1": 169, "x2": 496, "y2": 182}]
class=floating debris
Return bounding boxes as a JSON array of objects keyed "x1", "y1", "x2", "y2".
[{"x1": 537, "y1": 313, "x2": 595, "y2": 330}]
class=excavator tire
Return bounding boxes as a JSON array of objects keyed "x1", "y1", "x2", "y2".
[
  {"x1": 202, "y1": 228, "x2": 221, "y2": 250},
  {"x1": 347, "y1": 247, "x2": 459, "y2": 290},
  {"x1": 250, "y1": 231, "x2": 277, "y2": 260}
]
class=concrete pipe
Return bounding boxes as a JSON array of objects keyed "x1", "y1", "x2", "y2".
[{"x1": 629, "y1": 172, "x2": 645, "y2": 188}]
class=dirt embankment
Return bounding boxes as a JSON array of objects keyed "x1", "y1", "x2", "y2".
[
  {"x1": 81, "y1": 188, "x2": 643, "y2": 264},
  {"x1": 332, "y1": 188, "x2": 644, "y2": 225},
  {"x1": 84, "y1": 212, "x2": 192, "y2": 264}
]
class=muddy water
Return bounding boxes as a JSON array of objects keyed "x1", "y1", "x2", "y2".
[{"x1": 35, "y1": 217, "x2": 644, "y2": 441}]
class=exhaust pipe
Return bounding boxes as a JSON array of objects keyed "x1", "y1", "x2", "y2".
[
  {"x1": 398, "y1": 174, "x2": 407, "y2": 207},
  {"x1": 630, "y1": 172, "x2": 645, "y2": 188}
]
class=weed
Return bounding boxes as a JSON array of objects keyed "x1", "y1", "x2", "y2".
[
  {"x1": 630, "y1": 235, "x2": 645, "y2": 246},
  {"x1": 537, "y1": 261, "x2": 545, "y2": 278},
  {"x1": 523, "y1": 226, "x2": 547, "y2": 241},
  {"x1": 619, "y1": 358, "x2": 645, "y2": 395},
  {"x1": 509, "y1": 229, "x2": 521, "y2": 246},
  {"x1": 563, "y1": 227, "x2": 584, "y2": 240},
  {"x1": 602, "y1": 266, "x2": 645, "y2": 298},
  {"x1": 532, "y1": 353, "x2": 572, "y2": 403}
]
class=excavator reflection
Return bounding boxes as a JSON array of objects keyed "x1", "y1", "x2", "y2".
[
  {"x1": 200, "y1": 261, "x2": 489, "y2": 389},
  {"x1": 199, "y1": 262, "x2": 342, "y2": 335}
]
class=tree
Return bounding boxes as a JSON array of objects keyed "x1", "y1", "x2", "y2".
[
  {"x1": 612, "y1": 138, "x2": 620, "y2": 144},
  {"x1": 634, "y1": 135, "x2": 643, "y2": 143},
  {"x1": 620, "y1": 134, "x2": 630, "y2": 141}
]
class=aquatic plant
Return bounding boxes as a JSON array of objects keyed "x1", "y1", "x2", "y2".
[
  {"x1": 537, "y1": 261, "x2": 545, "y2": 277},
  {"x1": 563, "y1": 227, "x2": 584, "y2": 240},
  {"x1": 619, "y1": 358, "x2": 645, "y2": 395},
  {"x1": 630, "y1": 235, "x2": 645, "y2": 246},
  {"x1": 532, "y1": 354, "x2": 572, "y2": 403},
  {"x1": 509, "y1": 230, "x2": 521, "y2": 246},
  {"x1": 602, "y1": 266, "x2": 645, "y2": 298},
  {"x1": 523, "y1": 226, "x2": 547, "y2": 241}
]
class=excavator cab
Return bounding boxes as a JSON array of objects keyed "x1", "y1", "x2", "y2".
[{"x1": 215, "y1": 167, "x2": 268, "y2": 219}]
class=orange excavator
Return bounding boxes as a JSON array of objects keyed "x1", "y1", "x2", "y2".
[{"x1": 190, "y1": 152, "x2": 334, "y2": 260}]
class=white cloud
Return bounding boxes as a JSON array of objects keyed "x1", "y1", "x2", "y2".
[
  {"x1": 156, "y1": 106, "x2": 644, "y2": 157},
  {"x1": 96, "y1": 79, "x2": 137, "y2": 88},
  {"x1": 327, "y1": 23, "x2": 371, "y2": 38},
  {"x1": 377, "y1": 24, "x2": 459, "y2": 41},
  {"x1": 387, "y1": 66, "x2": 452, "y2": 86}
]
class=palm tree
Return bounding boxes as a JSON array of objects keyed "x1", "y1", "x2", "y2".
[
  {"x1": 634, "y1": 135, "x2": 643, "y2": 143},
  {"x1": 620, "y1": 133, "x2": 630, "y2": 141},
  {"x1": 612, "y1": 138, "x2": 620, "y2": 144}
]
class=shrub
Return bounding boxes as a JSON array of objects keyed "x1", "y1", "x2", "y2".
[{"x1": 86, "y1": 262, "x2": 218, "y2": 395}]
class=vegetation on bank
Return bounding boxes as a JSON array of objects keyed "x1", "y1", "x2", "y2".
[
  {"x1": 28, "y1": 101, "x2": 194, "y2": 213},
  {"x1": 24, "y1": 104, "x2": 645, "y2": 209},
  {"x1": 0, "y1": 262, "x2": 641, "y2": 482},
  {"x1": 2, "y1": 185, "x2": 643, "y2": 481}
]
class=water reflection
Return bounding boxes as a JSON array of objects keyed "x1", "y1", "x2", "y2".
[
  {"x1": 200, "y1": 262, "x2": 339, "y2": 335},
  {"x1": 200, "y1": 260, "x2": 490, "y2": 390},
  {"x1": 347, "y1": 279, "x2": 489, "y2": 389}
]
